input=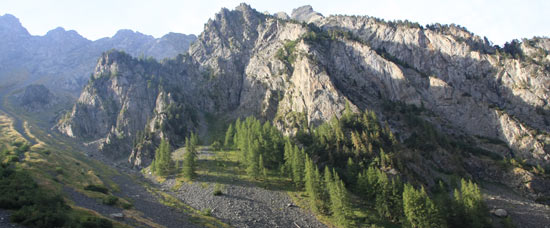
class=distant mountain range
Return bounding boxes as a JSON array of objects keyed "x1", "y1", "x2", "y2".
[{"x1": 0, "y1": 13, "x2": 196, "y2": 93}]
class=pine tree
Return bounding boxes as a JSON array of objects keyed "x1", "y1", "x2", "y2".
[
  {"x1": 283, "y1": 140, "x2": 293, "y2": 176},
  {"x1": 375, "y1": 170, "x2": 391, "y2": 219},
  {"x1": 182, "y1": 136, "x2": 197, "y2": 179},
  {"x1": 246, "y1": 139, "x2": 260, "y2": 178},
  {"x1": 151, "y1": 139, "x2": 174, "y2": 176},
  {"x1": 346, "y1": 157, "x2": 358, "y2": 185},
  {"x1": 291, "y1": 146, "x2": 305, "y2": 188},
  {"x1": 451, "y1": 179, "x2": 487, "y2": 228},
  {"x1": 224, "y1": 123, "x2": 234, "y2": 148},
  {"x1": 304, "y1": 155, "x2": 324, "y2": 213},
  {"x1": 328, "y1": 170, "x2": 351, "y2": 227},
  {"x1": 403, "y1": 184, "x2": 446, "y2": 228},
  {"x1": 259, "y1": 154, "x2": 267, "y2": 179}
]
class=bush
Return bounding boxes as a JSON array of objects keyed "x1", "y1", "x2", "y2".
[
  {"x1": 213, "y1": 183, "x2": 223, "y2": 196},
  {"x1": 200, "y1": 208, "x2": 212, "y2": 216},
  {"x1": 102, "y1": 195, "x2": 118, "y2": 206},
  {"x1": 79, "y1": 217, "x2": 113, "y2": 228},
  {"x1": 55, "y1": 167, "x2": 63, "y2": 174},
  {"x1": 121, "y1": 201, "x2": 133, "y2": 209},
  {"x1": 84, "y1": 185, "x2": 109, "y2": 194}
]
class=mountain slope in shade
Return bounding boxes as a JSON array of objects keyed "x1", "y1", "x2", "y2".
[{"x1": 0, "y1": 13, "x2": 196, "y2": 93}]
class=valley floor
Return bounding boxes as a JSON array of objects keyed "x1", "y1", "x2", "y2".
[{"x1": 147, "y1": 147, "x2": 326, "y2": 228}]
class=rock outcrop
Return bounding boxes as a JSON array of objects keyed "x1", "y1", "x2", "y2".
[
  {"x1": 57, "y1": 4, "x2": 550, "y2": 199},
  {"x1": 18, "y1": 84, "x2": 56, "y2": 111}
]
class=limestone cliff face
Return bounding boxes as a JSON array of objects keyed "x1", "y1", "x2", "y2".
[
  {"x1": 58, "y1": 4, "x2": 549, "y2": 173},
  {"x1": 316, "y1": 15, "x2": 550, "y2": 164}
]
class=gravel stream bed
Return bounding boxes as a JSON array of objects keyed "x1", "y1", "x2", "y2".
[
  {"x1": 150, "y1": 148, "x2": 327, "y2": 228},
  {"x1": 483, "y1": 182, "x2": 550, "y2": 228}
]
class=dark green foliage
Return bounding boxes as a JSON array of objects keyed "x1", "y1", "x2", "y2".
[
  {"x1": 403, "y1": 184, "x2": 445, "y2": 228},
  {"x1": 450, "y1": 179, "x2": 490, "y2": 228},
  {"x1": 304, "y1": 155, "x2": 326, "y2": 213},
  {"x1": 0, "y1": 165, "x2": 106, "y2": 228},
  {"x1": 182, "y1": 133, "x2": 198, "y2": 179},
  {"x1": 221, "y1": 112, "x2": 491, "y2": 227},
  {"x1": 102, "y1": 195, "x2": 118, "y2": 206},
  {"x1": 231, "y1": 117, "x2": 285, "y2": 178},
  {"x1": 224, "y1": 123, "x2": 234, "y2": 148},
  {"x1": 151, "y1": 139, "x2": 175, "y2": 176},
  {"x1": 327, "y1": 170, "x2": 351, "y2": 227},
  {"x1": 78, "y1": 217, "x2": 113, "y2": 228},
  {"x1": 84, "y1": 185, "x2": 109, "y2": 194}
]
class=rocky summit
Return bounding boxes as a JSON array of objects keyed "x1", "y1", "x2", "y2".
[{"x1": 57, "y1": 3, "x2": 549, "y2": 204}]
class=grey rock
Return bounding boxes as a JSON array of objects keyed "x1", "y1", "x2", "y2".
[
  {"x1": 290, "y1": 5, "x2": 324, "y2": 23},
  {"x1": 494, "y1": 208, "x2": 508, "y2": 217},
  {"x1": 110, "y1": 213, "x2": 124, "y2": 219}
]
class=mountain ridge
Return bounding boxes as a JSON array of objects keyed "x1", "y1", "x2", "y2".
[
  {"x1": 57, "y1": 3, "x2": 550, "y2": 205},
  {"x1": 0, "y1": 13, "x2": 197, "y2": 93}
]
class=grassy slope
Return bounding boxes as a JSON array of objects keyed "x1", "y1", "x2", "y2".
[{"x1": 1, "y1": 91, "x2": 230, "y2": 227}]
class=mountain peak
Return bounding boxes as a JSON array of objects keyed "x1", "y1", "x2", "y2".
[
  {"x1": 235, "y1": 2, "x2": 253, "y2": 12},
  {"x1": 0, "y1": 13, "x2": 30, "y2": 37},
  {"x1": 291, "y1": 5, "x2": 324, "y2": 23}
]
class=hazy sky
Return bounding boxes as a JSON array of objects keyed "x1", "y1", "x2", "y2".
[{"x1": 1, "y1": 0, "x2": 548, "y2": 45}]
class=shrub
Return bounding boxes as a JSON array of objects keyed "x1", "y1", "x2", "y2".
[
  {"x1": 200, "y1": 208, "x2": 212, "y2": 216},
  {"x1": 213, "y1": 183, "x2": 223, "y2": 196},
  {"x1": 84, "y1": 185, "x2": 109, "y2": 194},
  {"x1": 102, "y1": 195, "x2": 118, "y2": 206},
  {"x1": 79, "y1": 217, "x2": 113, "y2": 228},
  {"x1": 55, "y1": 167, "x2": 63, "y2": 174}
]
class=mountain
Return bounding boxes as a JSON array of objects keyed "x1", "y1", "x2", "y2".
[
  {"x1": 57, "y1": 3, "x2": 550, "y2": 201},
  {"x1": 0, "y1": 14, "x2": 196, "y2": 93}
]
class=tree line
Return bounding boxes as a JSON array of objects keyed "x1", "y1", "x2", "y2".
[{"x1": 222, "y1": 107, "x2": 490, "y2": 227}]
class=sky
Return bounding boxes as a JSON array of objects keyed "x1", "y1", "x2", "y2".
[{"x1": 1, "y1": 0, "x2": 548, "y2": 46}]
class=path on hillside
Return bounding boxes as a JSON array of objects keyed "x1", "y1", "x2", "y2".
[{"x1": 151, "y1": 147, "x2": 327, "y2": 228}]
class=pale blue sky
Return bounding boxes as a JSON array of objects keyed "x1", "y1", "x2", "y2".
[{"x1": 1, "y1": 0, "x2": 548, "y2": 45}]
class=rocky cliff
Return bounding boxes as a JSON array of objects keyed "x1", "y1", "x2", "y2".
[
  {"x1": 0, "y1": 14, "x2": 196, "y2": 93},
  {"x1": 57, "y1": 4, "x2": 550, "y2": 197}
]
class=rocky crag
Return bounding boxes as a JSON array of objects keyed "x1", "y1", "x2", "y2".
[{"x1": 58, "y1": 4, "x2": 550, "y2": 199}]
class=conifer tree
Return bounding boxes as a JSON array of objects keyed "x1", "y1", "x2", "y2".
[
  {"x1": 328, "y1": 170, "x2": 351, "y2": 227},
  {"x1": 246, "y1": 139, "x2": 260, "y2": 178},
  {"x1": 182, "y1": 135, "x2": 198, "y2": 179},
  {"x1": 291, "y1": 146, "x2": 305, "y2": 188},
  {"x1": 305, "y1": 155, "x2": 324, "y2": 213},
  {"x1": 224, "y1": 123, "x2": 234, "y2": 148},
  {"x1": 451, "y1": 179, "x2": 487, "y2": 228},
  {"x1": 403, "y1": 184, "x2": 446, "y2": 228},
  {"x1": 151, "y1": 139, "x2": 174, "y2": 176}
]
